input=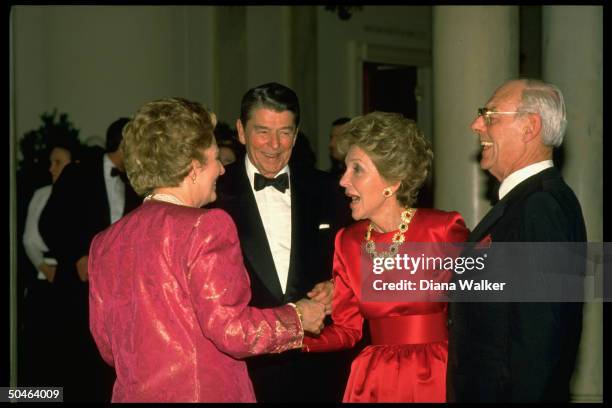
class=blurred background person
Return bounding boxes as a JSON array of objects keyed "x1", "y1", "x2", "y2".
[
  {"x1": 23, "y1": 143, "x2": 77, "y2": 283},
  {"x1": 89, "y1": 97, "x2": 325, "y2": 402},
  {"x1": 327, "y1": 117, "x2": 352, "y2": 211},
  {"x1": 21, "y1": 140, "x2": 80, "y2": 386},
  {"x1": 303, "y1": 112, "x2": 469, "y2": 402},
  {"x1": 288, "y1": 130, "x2": 317, "y2": 170},
  {"x1": 214, "y1": 121, "x2": 245, "y2": 165},
  {"x1": 328, "y1": 117, "x2": 351, "y2": 179}
]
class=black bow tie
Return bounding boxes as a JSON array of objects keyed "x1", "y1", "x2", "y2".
[
  {"x1": 254, "y1": 172, "x2": 289, "y2": 193},
  {"x1": 111, "y1": 167, "x2": 128, "y2": 183}
]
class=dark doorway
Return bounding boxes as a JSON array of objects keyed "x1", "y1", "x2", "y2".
[
  {"x1": 362, "y1": 62, "x2": 433, "y2": 208},
  {"x1": 363, "y1": 62, "x2": 417, "y2": 119}
]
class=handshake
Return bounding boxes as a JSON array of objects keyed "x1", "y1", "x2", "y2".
[{"x1": 292, "y1": 279, "x2": 334, "y2": 335}]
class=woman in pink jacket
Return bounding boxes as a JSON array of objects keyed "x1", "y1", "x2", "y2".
[{"x1": 88, "y1": 97, "x2": 324, "y2": 402}]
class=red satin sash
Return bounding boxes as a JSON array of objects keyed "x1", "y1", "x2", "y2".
[{"x1": 368, "y1": 312, "x2": 448, "y2": 345}]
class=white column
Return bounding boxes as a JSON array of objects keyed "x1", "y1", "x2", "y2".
[
  {"x1": 432, "y1": 6, "x2": 519, "y2": 229},
  {"x1": 542, "y1": 6, "x2": 603, "y2": 403}
]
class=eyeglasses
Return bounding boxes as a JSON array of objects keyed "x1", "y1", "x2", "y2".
[{"x1": 477, "y1": 107, "x2": 526, "y2": 126}]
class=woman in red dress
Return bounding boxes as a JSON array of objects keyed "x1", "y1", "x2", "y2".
[{"x1": 303, "y1": 112, "x2": 469, "y2": 402}]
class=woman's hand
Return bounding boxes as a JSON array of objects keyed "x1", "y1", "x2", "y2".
[
  {"x1": 295, "y1": 298, "x2": 326, "y2": 335},
  {"x1": 76, "y1": 255, "x2": 89, "y2": 282},
  {"x1": 39, "y1": 262, "x2": 57, "y2": 283},
  {"x1": 306, "y1": 280, "x2": 334, "y2": 315}
]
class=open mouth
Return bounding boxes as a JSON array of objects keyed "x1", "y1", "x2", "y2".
[
  {"x1": 262, "y1": 152, "x2": 280, "y2": 159},
  {"x1": 481, "y1": 141, "x2": 494, "y2": 149},
  {"x1": 346, "y1": 192, "x2": 360, "y2": 205}
]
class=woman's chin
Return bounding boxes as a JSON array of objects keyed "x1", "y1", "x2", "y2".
[
  {"x1": 350, "y1": 209, "x2": 364, "y2": 221},
  {"x1": 204, "y1": 194, "x2": 216, "y2": 206}
]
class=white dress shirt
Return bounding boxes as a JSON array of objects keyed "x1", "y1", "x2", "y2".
[
  {"x1": 23, "y1": 185, "x2": 54, "y2": 280},
  {"x1": 498, "y1": 160, "x2": 554, "y2": 200},
  {"x1": 103, "y1": 154, "x2": 126, "y2": 224},
  {"x1": 245, "y1": 156, "x2": 292, "y2": 294}
]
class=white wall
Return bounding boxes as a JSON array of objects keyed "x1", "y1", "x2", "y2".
[
  {"x1": 246, "y1": 6, "x2": 291, "y2": 90},
  {"x1": 213, "y1": 6, "x2": 292, "y2": 126},
  {"x1": 12, "y1": 5, "x2": 432, "y2": 169},
  {"x1": 12, "y1": 5, "x2": 215, "y2": 146},
  {"x1": 213, "y1": 6, "x2": 246, "y2": 126}
]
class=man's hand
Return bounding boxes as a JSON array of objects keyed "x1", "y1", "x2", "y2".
[
  {"x1": 76, "y1": 255, "x2": 89, "y2": 282},
  {"x1": 295, "y1": 298, "x2": 326, "y2": 335},
  {"x1": 39, "y1": 263, "x2": 57, "y2": 283},
  {"x1": 306, "y1": 280, "x2": 334, "y2": 315}
]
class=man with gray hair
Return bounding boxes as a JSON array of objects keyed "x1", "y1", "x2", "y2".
[{"x1": 446, "y1": 79, "x2": 586, "y2": 402}]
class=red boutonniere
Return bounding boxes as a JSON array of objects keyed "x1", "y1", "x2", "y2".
[{"x1": 475, "y1": 234, "x2": 492, "y2": 249}]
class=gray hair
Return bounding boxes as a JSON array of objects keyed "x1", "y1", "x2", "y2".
[{"x1": 518, "y1": 79, "x2": 567, "y2": 147}]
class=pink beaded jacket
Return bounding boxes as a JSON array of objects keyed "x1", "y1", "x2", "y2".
[{"x1": 89, "y1": 200, "x2": 303, "y2": 402}]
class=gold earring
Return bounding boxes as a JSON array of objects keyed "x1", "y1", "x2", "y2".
[
  {"x1": 383, "y1": 187, "x2": 393, "y2": 198},
  {"x1": 192, "y1": 173, "x2": 197, "y2": 184}
]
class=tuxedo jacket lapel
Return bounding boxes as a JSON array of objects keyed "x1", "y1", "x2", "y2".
[
  {"x1": 468, "y1": 168, "x2": 561, "y2": 243},
  {"x1": 230, "y1": 163, "x2": 285, "y2": 302},
  {"x1": 468, "y1": 200, "x2": 506, "y2": 243},
  {"x1": 285, "y1": 169, "x2": 308, "y2": 301}
]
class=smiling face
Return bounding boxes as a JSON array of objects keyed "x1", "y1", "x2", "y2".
[
  {"x1": 237, "y1": 108, "x2": 297, "y2": 178},
  {"x1": 471, "y1": 81, "x2": 530, "y2": 181},
  {"x1": 339, "y1": 145, "x2": 396, "y2": 222},
  {"x1": 194, "y1": 142, "x2": 225, "y2": 207}
]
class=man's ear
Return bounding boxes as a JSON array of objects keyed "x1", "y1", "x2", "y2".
[
  {"x1": 522, "y1": 113, "x2": 542, "y2": 143},
  {"x1": 236, "y1": 119, "x2": 246, "y2": 146}
]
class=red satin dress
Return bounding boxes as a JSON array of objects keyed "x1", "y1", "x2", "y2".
[{"x1": 303, "y1": 208, "x2": 469, "y2": 402}]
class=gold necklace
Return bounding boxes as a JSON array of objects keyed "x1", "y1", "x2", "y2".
[{"x1": 365, "y1": 208, "x2": 416, "y2": 259}]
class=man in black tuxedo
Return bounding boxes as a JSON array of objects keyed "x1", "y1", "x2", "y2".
[
  {"x1": 39, "y1": 117, "x2": 141, "y2": 401},
  {"x1": 211, "y1": 82, "x2": 352, "y2": 402},
  {"x1": 447, "y1": 79, "x2": 586, "y2": 402}
]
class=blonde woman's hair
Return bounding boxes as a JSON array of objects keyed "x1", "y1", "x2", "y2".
[
  {"x1": 337, "y1": 111, "x2": 432, "y2": 207},
  {"x1": 122, "y1": 97, "x2": 217, "y2": 196}
]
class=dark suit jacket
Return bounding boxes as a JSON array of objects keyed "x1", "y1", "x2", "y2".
[
  {"x1": 39, "y1": 152, "x2": 141, "y2": 287},
  {"x1": 210, "y1": 160, "x2": 352, "y2": 402},
  {"x1": 447, "y1": 167, "x2": 586, "y2": 402}
]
